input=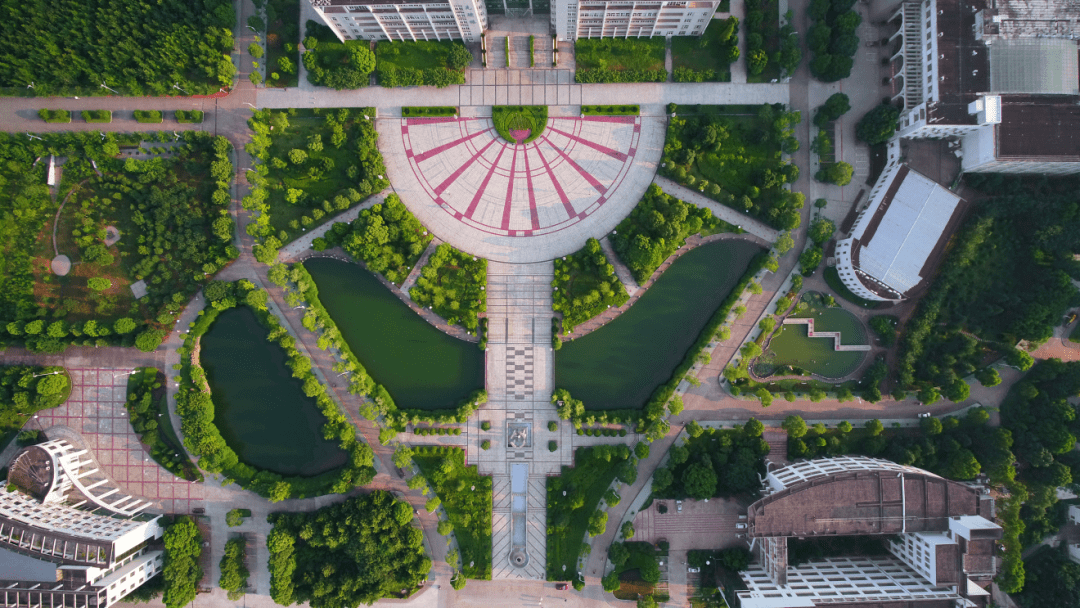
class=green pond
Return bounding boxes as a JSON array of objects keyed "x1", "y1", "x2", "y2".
[
  {"x1": 303, "y1": 257, "x2": 484, "y2": 410},
  {"x1": 200, "y1": 306, "x2": 348, "y2": 476},
  {"x1": 766, "y1": 304, "x2": 868, "y2": 378},
  {"x1": 554, "y1": 239, "x2": 763, "y2": 410}
]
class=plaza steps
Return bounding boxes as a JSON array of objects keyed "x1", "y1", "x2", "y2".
[
  {"x1": 533, "y1": 34, "x2": 554, "y2": 68},
  {"x1": 487, "y1": 34, "x2": 507, "y2": 68}
]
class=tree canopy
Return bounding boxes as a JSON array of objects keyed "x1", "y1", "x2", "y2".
[{"x1": 855, "y1": 104, "x2": 900, "y2": 145}]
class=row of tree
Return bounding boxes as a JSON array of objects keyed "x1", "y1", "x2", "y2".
[
  {"x1": 319, "y1": 194, "x2": 431, "y2": 285},
  {"x1": 653, "y1": 420, "x2": 769, "y2": 499},
  {"x1": 807, "y1": 0, "x2": 860, "y2": 81},
  {"x1": 552, "y1": 237, "x2": 630, "y2": 332}
]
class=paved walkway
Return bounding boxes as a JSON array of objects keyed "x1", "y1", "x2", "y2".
[
  {"x1": 383, "y1": 114, "x2": 662, "y2": 263},
  {"x1": 277, "y1": 190, "x2": 388, "y2": 261}
]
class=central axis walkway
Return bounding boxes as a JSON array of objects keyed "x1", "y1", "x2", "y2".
[{"x1": 476, "y1": 261, "x2": 570, "y2": 580}]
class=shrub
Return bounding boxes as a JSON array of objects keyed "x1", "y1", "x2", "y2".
[{"x1": 134, "y1": 110, "x2": 163, "y2": 123}]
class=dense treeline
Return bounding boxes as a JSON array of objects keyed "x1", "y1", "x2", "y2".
[
  {"x1": 244, "y1": 107, "x2": 389, "y2": 261},
  {"x1": 218, "y1": 537, "x2": 249, "y2": 600},
  {"x1": 553, "y1": 238, "x2": 630, "y2": 332},
  {"x1": 302, "y1": 39, "x2": 376, "y2": 90},
  {"x1": 0, "y1": 0, "x2": 236, "y2": 96},
  {"x1": 652, "y1": 420, "x2": 768, "y2": 499},
  {"x1": 896, "y1": 176, "x2": 1080, "y2": 397},
  {"x1": 267, "y1": 492, "x2": 430, "y2": 607},
  {"x1": 611, "y1": 184, "x2": 723, "y2": 282},
  {"x1": 660, "y1": 104, "x2": 803, "y2": 230},
  {"x1": 1014, "y1": 548, "x2": 1080, "y2": 608},
  {"x1": 0, "y1": 131, "x2": 234, "y2": 355},
  {"x1": 320, "y1": 194, "x2": 432, "y2": 285},
  {"x1": 0, "y1": 365, "x2": 69, "y2": 446},
  {"x1": 283, "y1": 262, "x2": 487, "y2": 432},
  {"x1": 162, "y1": 517, "x2": 202, "y2": 608},
  {"x1": 125, "y1": 368, "x2": 200, "y2": 481},
  {"x1": 807, "y1": 0, "x2": 860, "y2": 81},
  {"x1": 176, "y1": 280, "x2": 375, "y2": 500}
]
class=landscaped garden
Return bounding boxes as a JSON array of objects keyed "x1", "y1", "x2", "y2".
[
  {"x1": 177, "y1": 279, "x2": 375, "y2": 501},
  {"x1": 492, "y1": 105, "x2": 548, "y2": 144},
  {"x1": 574, "y1": 38, "x2": 666, "y2": 83},
  {"x1": 125, "y1": 367, "x2": 201, "y2": 481},
  {"x1": 660, "y1": 104, "x2": 803, "y2": 230},
  {"x1": 672, "y1": 17, "x2": 740, "y2": 83},
  {"x1": 244, "y1": 107, "x2": 390, "y2": 259},
  {"x1": 301, "y1": 23, "x2": 376, "y2": 89},
  {"x1": 0, "y1": 0, "x2": 236, "y2": 96},
  {"x1": 603, "y1": 541, "x2": 665, "y2": 602},
  {"x1": 410, "y1": 446, "x2": 492, "y2": 579},
  {"x1": 297, "y1": 257, "x2": 485, "y2": 421},
  {"x1": 268, "y1": 492, "x2": 430, "y2": 607},
  {"x1": 547, "y1": 445, "x2": 633, "y2": 582},
  {"x1": 375, "y1": 40, "x2": 472, "y2": 87},
  {"x1": 408, "y1": 243, "x2": 487, "y2": 332},
  {"x1": 0, "y1": 131, "x2": 234, "y2": 355},
  {"x1": 552, "y1": 237, "x2": 629, "y2": 333},
  {"x1": 757, "y1": 293, "x2": 869, "y2": 379},
  {"x1": 320, "y1": 193, "x2": 432, "y2": 285},
  {"x1": 808, "y1": 0, "x2": 860, "y2": 82},
  {"x1": 263, "y1": 0, "x2": 301, "y2": 87}
]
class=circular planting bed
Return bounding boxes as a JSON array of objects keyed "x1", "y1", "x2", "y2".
[
  {"x1": 762, "y1": 293, "x2": 869, "y2": 379},
  {"x1": 492, "y1": 105, "x2": 548, "y2": 144}
]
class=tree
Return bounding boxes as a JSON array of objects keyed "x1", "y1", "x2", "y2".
[
  {"x1": 446, "y1": 43, "x2": 473, "y2": 70},
  {"x1": 437, "y1": 519, "x2": 454, "y2": 535},
  {"x1": 945, "y1": 378, "x2": 971, "y2": 402},
  {"x1": 686, "y1": 420, "x2": 704, "y2": 437},
  {"x1": 856, "y1": 104, "x2": 900, "y2": 145},
  {"x1": 920, "y1": 417, "x2": 943, "y2": 435},
  {"x1": 817, "y1": 162, "x2": 854, "y2": 186},
  {"x1": 162, "y1": 518, "x2": 201, "y2": 608},
  {"x1": 744, "y1": 418, "x2": 764, "y2": 437},
  {"x1": 865, "y1": 419, "x2": 884, "y2": 436},
  {"x1": 782, "y1": 415, "x2": 808, "y2": 438},
  {"x1": 808, "y1": 218, "x2": 836, "y2": 246},
  {"x1": 226, "y1": 509, "x2": 245, "y2": 527},
  {"x1": 288, "y1": 148, "x2": 307, "y2": 164},
  {"x1": 602, "y1": 571, "x2": 621, "y2": 592},
  {"x1": 683, "y1": 461, "x2": 718, "y2": 499},
  {"x1": 976, "y1": 367, "x2": 1002, "y2": 387},
  {"x1": 814, "y1": 93, "x2": 851, "y2": 127},
  {"x1": 748, "y1": 49, "x2": 768, "y2": 76},
  {"x1": 621, "y1": 520, "x2": 635, "y2": 540},
  {"x1": 635, "y1": 441, "x2": 651, "y2": 459},
  {"x1": 775, "y1": 232, "x2": 795, "y2": 253},
  {"x1": 87, "y1": 277, "x2": 111, "y2": 291},
  {"x1": 135, "y1": 330, "x2": 165, "y2": 353},
  {"x1": 587, "y1": 510, "x2": 608, "y2": 537},
  {"x1": 838, "y1": 420, "x2": 853, "y2": 433}
]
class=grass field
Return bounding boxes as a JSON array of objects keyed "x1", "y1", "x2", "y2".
[
  {"x1": 377, "y1": 40, "x2": 456, "y2": 70},
  {"x1": 575, "y1": 38, "x2": 665, "y2": 71},
  {"x1": 671, "y1": 18, "x2": 739, "y2": 82},
  {"x1": 546, "y1": 446, "x2": 630, "y2": 579}
]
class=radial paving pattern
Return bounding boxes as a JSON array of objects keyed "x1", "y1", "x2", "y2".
[{"x1": 383, "y1": 114, "x2": 664, "y2": 263}]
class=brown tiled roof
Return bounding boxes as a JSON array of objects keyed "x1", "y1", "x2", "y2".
[
  {"x1": 748, "y1": 470, "x2": 981, "y2": 538},
  {"x1": 996, "y1": 98, "x2": 1080, "y2": 161},
  {"x1": 927, "y1": 0, "x2": 990, "y2": 125}
]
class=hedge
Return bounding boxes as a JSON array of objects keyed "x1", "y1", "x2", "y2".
[
  {"x1": 175, "y1": 110, "x2": 204, "y2": 123},
  {"x1": 81, "y1": 110, "x2": 112, "y2": 123},
  {"x1": 38, "y1": 109, "x2": 71, "y2": 123},
  {"x1": 581, "y1": 105, "x2": 639, "y2": 116},
  {"x1": 575, "y1": 68, "x2": 666, "y2": 84},
  {"x1": 134, "y1": 110, "x2": 163, "y2": 123},
  {"x1": 402, "y1": 106, "x2": 457, "y2": 117}
]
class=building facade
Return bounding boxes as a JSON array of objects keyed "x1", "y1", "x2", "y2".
[
  {"x1": 553, "y1": 0, "x2": 720, "y2": 41},
  {"x1": 737, "y1": 457, "x2": 1001, "y2": 608},
  {"x1": 310, "y1": 0, "x2": 488, "y2": 42},
  {"x1": 0, "y1": 441, "x2": 165, "y2": 608}
]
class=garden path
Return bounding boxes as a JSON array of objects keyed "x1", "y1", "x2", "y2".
[
  {"x1": 276, "y1": 189, "x2": 388, "y2": 260},
  {"x1": 653, "y1": 176, "x2": 779, "y2": 242}
]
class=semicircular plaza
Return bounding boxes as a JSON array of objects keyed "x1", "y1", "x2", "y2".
[{"x1": 380, "y1": 112, "x2": 664, "y2": 263}]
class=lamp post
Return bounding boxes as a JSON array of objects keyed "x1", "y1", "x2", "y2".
[
  {"x1": 100, "y1": 82, "x2": 119, "y2": 94},
  {"x1": 173, "y1": 82, "x2": 189, "y2": 95},
  {"x1": 32, "y1": 370, "x2": 62, "y2": 378}
]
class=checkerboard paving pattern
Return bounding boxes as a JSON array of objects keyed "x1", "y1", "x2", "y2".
[
  {"x1": 506, "y1": 347, "x2": 535, "y2": 401},
  {"x1": 32, "y1": 368, "x2": 204, "y2": 514}
]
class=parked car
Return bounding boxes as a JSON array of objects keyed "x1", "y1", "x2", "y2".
[
  {"x1": 738, "y1": 514, "x2": 747, "y2": 520},
  {"x1": 735, "y1": 523, "x2": 747, "y2": 530},
  {"x1": 192, "y1": 507, "x2": 205, "y2": 514},
  {"x1": 676, "y1": 500, "x2": 683, "y2": 513},
  {"x1": 556, "y1": 583, "x2": 568, "y2": 591},
  {"x1": 687, "y1": 567, "x2": 701, "y2": 573}
]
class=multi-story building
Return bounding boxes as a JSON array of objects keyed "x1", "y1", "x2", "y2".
[
  {"x1": 309, "y1": 0, "x2": 721, "y2": 41},
  {"x1": 0, "y1": 440, "x2": 165, "y2": 608},
  {"x1": 310, "y1": 0, "x2": 488, "y2": 42},
  {"x1": 737, "y1": 457, "x2": 1001, "y2": 608},
  {"x1": 553, "y1": 0, "x2": 721, "y2": 41},
  {"x1": 886, "y1": 0, "x2": 1080, "y2": 174}
]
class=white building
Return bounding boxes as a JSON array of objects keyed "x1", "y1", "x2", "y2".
[
  {"x1": 0, "y1": 441, "x2": 165, "y2": 608},
  {"x1": 553, "y1": 0, "x2": 720, "y2": 41},
  {"x1": 833, "y1": 163, "x2": 965, "y2": 302},
  {"x1": 886, "y1": 0, "x2": 1080, "y2": 174},
  {"x1": 308, "y1": 0, "x2": 721, "y2": 41},
  {"x1": 738, "y1": 457, "x2": 1000, "y2": 608},
  {"x1": 310, "y1": 0, "x2": 488, "y2": 42}
]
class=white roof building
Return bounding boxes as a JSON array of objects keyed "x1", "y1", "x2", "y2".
[{"x1": 834, "y1": 164, "x2": 965, "y2": 302}]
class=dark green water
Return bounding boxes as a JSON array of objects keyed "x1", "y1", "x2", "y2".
[
  {"x1": 200, "y1": 306, "x2": 348, "y2": 476},
  {"x1": 555, "y1": 239, "x2": 762, "y2": 410},
  {"x1": 304, "y1": 257, "x2": 484, "y2": 410}
]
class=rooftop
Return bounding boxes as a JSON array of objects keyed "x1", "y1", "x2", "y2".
[
  {"x1": 989, "y1": 38, "x2": 1080, "y2": 95},
  {"x1": 977, "y1": 0, "x2": 1080, "y2": 39},
  {"x1": 996, "y1": 97, "x2": 1080, "y2": 161},
  {"x1": 928, "y1": 0, "x2": 989, "y2": 125}
]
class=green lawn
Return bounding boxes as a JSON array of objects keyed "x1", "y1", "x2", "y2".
[
  {"x1": 265, "y1": 0, "x2": 301, "y2": 87},
  {"x1": 377, "y1": 40, "x2": 452, "y2": 70},
  {"x1": 413, "y1": 447, "x2": 492, "y2": 579},
  {"x1": 546, "y1": 446, "x2": 631, "y2": 580},
  {"x1": 671, "y1": 18, "x2": 739, "y2": 82},
  {"x1": 575, "y1": 38, "x2": 665, "y2": 71}
]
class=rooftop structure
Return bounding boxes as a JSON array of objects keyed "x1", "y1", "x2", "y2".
[
  {"x1": 553, "y1": 0, "x2": 721, "y2": 41},
  {"x1": 737, "y1": 457, "x2": 1000, "y2": 608},
  {"x1": 0, "y1": 441, "x2": 165, "y2": 608},
  {"x1": 833, "y1": 165, "x2": 965, "y2": 302}
]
